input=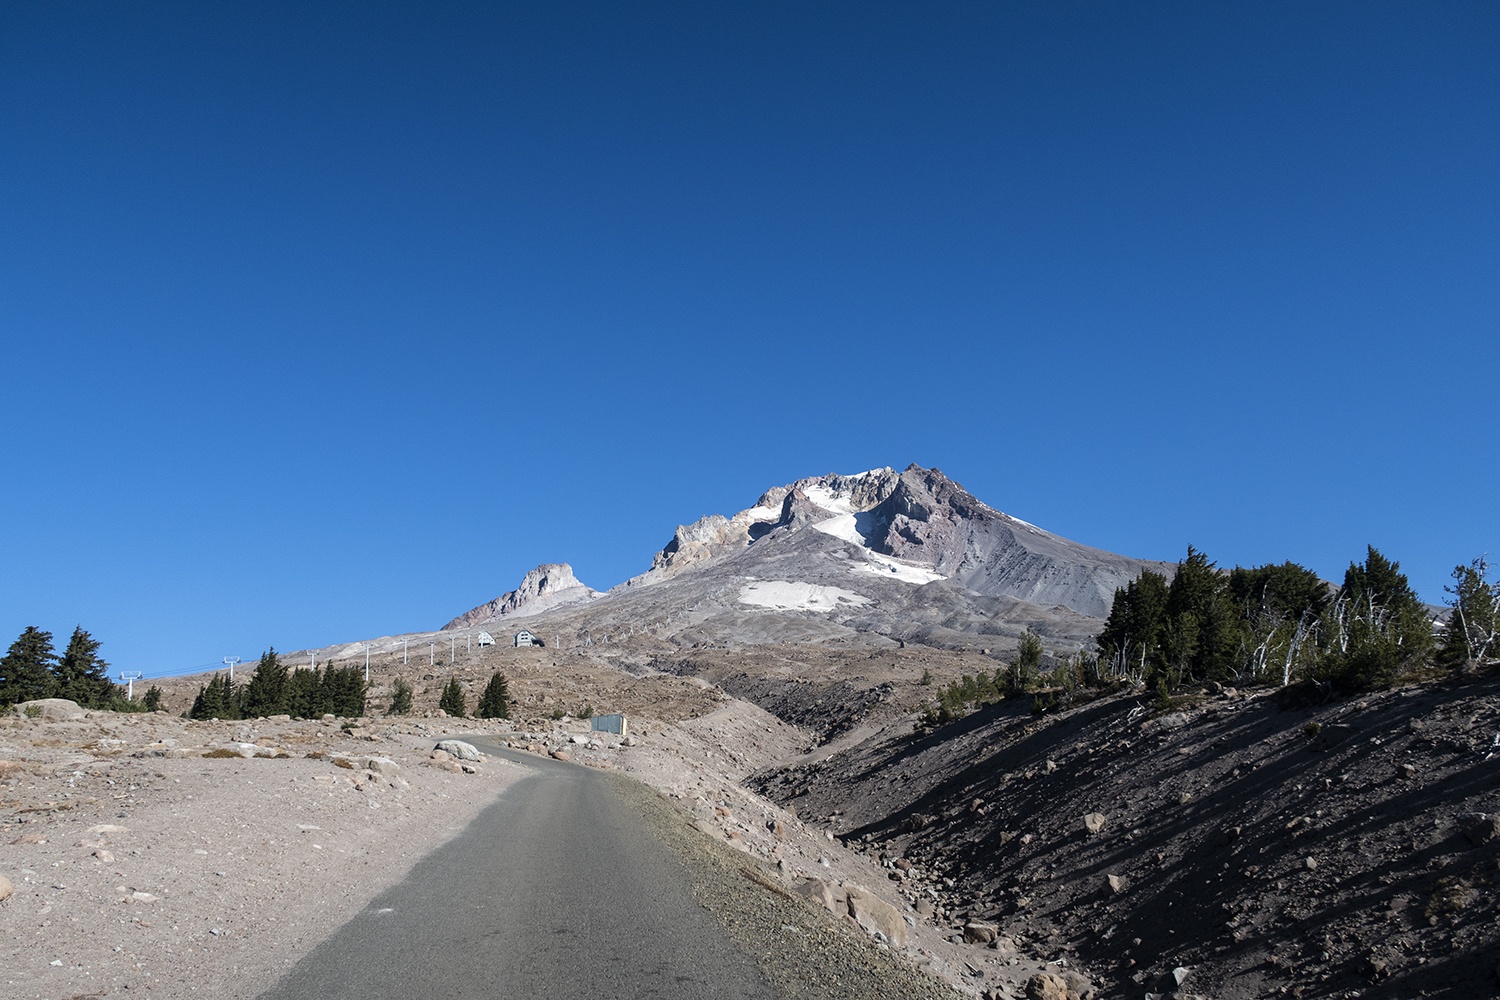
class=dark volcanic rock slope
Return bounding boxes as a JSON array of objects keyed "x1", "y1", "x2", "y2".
[{"x1": 751, "y1": 674, "x2": 1500, "y2": 1000}]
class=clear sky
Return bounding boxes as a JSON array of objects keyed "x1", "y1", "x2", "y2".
[{"x1": 3, "y1": 2, "x2": 1496, "y2": 678}]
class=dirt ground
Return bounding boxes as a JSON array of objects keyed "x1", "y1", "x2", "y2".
[{"x1": 0, "y1": 709, "x2": 531, "y2": 999}]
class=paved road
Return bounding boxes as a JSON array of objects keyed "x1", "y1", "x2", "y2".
[{"x1": 257, "y1": 740, "x2": 777, "y2": 1000}]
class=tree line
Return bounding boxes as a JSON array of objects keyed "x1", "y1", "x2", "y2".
[
  {"x1": 1096, "y1": 545, "x2": 1498, "y2": 697},
  {"x1": 187, "y1": 649, "x2": 369, "y2": 720},
  {"x1": 0, "y1": 626, "x2": 162, "y2": 711},
  {"x1": 920, "y1": 546, "x2": 1497, "y2": 730},
  {"x1": 186, "y1": 649, "x2": 513, "y2": 721}
]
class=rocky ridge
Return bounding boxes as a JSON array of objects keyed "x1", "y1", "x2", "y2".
[{"x1": 442, "y1": 562, "x2": 600, "y2": 630}]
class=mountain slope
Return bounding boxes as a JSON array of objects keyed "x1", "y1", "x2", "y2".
[{"x1": 443, "y1": 465, "x2": 1170, "y2": 651}]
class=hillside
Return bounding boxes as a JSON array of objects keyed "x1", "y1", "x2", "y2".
[{"x1": 749, "y1": 671, "x2": 1500, "y2": 999}]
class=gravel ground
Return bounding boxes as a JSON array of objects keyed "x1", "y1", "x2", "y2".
[{"x1": 0, "y1": 710, "x2": 524, "y2": 999}]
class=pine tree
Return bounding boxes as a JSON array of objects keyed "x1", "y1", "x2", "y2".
[
  {"x1": 321, "y1": 665, "x2": 366, "y2": 718},
  {"x1": 388, "y1": 677, "x2": 413, "y2": 716},
  {"x1": 439, "y1": 676, "x2": 466, "y2": 717},
  {"x1": 285, "y1": 667, "x2": 324, "y2": 719},
  {"x1": 476, "y1": 672, "x2": 510, "y2": 719},
  {"x1": 240, "y1": 649, "x2": 288, "y2": 718},
  {"x1": 1096, "y1": 571, "x2": 1169, "y2": 680},
  {"x1": 1161, "y1": 547, "x2": 1240, "y2": 686},
  {"x1": 142, "y1": 686, "x2": 163, "y2": 712},
  {"x1": 1005, "y1": 630, "x2": 1043, "y2": 696},
  {"x1": 1439, "y1": 557, "x2": 1499, "y2": 667},
  {"x1": 1318, "y1": 546, "x2": 1434, "y2": 689},
  {"x1": 52, "y1": 627, "x2": 116, "y2": 708},
  {"x1": 0, "y1": 627, "x2": 57, "y2": 708},
  {"x1": 189, "y1": 673, "x2": 238, "y2": 720}
]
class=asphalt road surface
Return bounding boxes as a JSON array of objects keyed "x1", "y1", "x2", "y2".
[{"x1": 257, "y1": 739, "x2": 777, "y2": 1000}]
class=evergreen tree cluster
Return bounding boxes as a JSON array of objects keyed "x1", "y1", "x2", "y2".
[
  {"x1": 1097, "y1": 545, "x2": 1450, "y2": 694},
  {"x1": 0, "y1": 626, "x2": 127, "y2": 710},
  {"x1": 188, "y1": 650, "x2": 368, "y2": 720}
]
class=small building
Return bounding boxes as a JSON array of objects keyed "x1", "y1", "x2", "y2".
[
  {"x1": 476, "y1": 631, "x2": 495, "y2": 647},
  {"x1": 514, "y1": 629, "x2": 545, "y2": 648},
  {"x1": 590, "y1": 713, "x2": 628, "y2": 737}
]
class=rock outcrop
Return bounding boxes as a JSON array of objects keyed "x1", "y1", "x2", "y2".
[{"x1": 443, "y1": 563, "x2": 599, "y2": 630}]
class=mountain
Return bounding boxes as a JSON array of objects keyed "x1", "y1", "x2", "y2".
[
  {"x1": 442, "y1": 465, "x2": 1169, "y2": 653},
  {"x1": 442, "y1": 563, "x2": 600, "y2": 630}
]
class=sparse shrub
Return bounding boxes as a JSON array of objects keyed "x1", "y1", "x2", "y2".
[
  {"x1": 332, "y1": 757, "x2": 354, "y2": 769},
  {"x1": 24, "y1": 704, "x2": 42, "y2": 718},
  {"x1": 202, "y1": 748, "x2": 240, "y2": 759},
  {"x1": 1303, "y1": 721, "x2": 1323, "y2": 738}
]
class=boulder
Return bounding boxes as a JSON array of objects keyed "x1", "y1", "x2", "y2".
[
  {"x1": 434, "y1": 740, "x2": 482, "y2": 762},
  {"x1": 0, "y1": 874, "x2": 13, "y2": 901},
  {"x1": 1024, "y1": 972, "x2": 1074, "y2": 1000},
  {"x1": 1083, "y1": 812, "x2": 1108, "y2": 835},
  {"x1": 844, "y1": 885, "x2": 908, "y2": 948},
  {"x1": 11, "y1": 698, "x2": 86, "y2": 721},
  {"x1": 1461, "y1": 812, "x2": 1500, "y2": 846},
  {"x1": 795, "y1": 877, "x2": 838, "y2": 914},
  {"x1": 550, "y1": 749, "x2": 571, "y2": 762},
  {"x1": 1062, "y1": 970, "x2": 1095, "y2": 999},
  {"x1": 1106, "y1": 873, "x2": 1127, "y2": 894},
  {"x1": 963, "y1": 919, "x2": 999, "y2": 944},
  {"x1": 364, "y1": 756, "x2": 401, "y2": 774}
]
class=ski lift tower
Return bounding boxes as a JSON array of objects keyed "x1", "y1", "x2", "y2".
[
  {"x1": 118, "y1": 671, "x2": 143, "y2": 701},
  {"x1": 223, "y1": 656, "x2": 241, "y2": 682}
]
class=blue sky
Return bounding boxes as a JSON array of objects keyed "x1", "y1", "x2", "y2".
[{"x1": 3, "y1": 2, "x2": 1496, "y2": 677}]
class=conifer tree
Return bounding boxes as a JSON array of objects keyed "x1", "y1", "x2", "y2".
[
  {"x1": 240, "y1": 649, "x2": 288, "y2": 718},
  {"x1": 439, "y1": 676, "x2": 466, "y2": 717},
  {"x1": 477, "y1": 672, "x2": 511, "y2": 719},
  {"x1": 142, "y1": 685, "x2": 163, "y2": 712},
  {"x1": 52, "y1": 627, "x2": 116, "y2": 708},
  {"x1": 1319, "y1": 546, "x2": 1434, "y2": 689},
  {"x1": 0, "y1": 627, "x2": 57, "y2": 708},
  {"x1": 1005, "y1": 630, "x2": 1043, "y2": 696},
  {"x1": 189, "y1": 673, "x2": 238, "y2": 720},
  {"x1": 1096, "y1": 571, "x2": 1169, "y2": 680},
  {"x1": 388, "y1": 677, "x2": 413, "y2": 716},
  {"x1": 1439, "y1": 557, "x2": 1499, "y2": 667},
  {"x1": 285, "y1": 667, "x2": 324, "y2": 719},
  {"x1": 320, "y1": 665, "x2": 366, "y2": 718}
]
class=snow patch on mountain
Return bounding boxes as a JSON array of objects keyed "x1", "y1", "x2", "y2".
[
  {"x1": 812, "y1": 511, "x2": 947, "y2": 585},
  {"x1": 851, "y1": 554, "x2": 947, "y2": 585},
  {"x1": 738, "y1": 581, "x2": 872, "y2": 612}
]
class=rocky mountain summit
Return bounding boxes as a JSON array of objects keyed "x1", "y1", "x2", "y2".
[
  {"x1": 443, "y1": 465, "x2": 1170, "y2": 655},
  {"x1": 442, "y1": 562, "x2": 600, "y2": 630}
]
